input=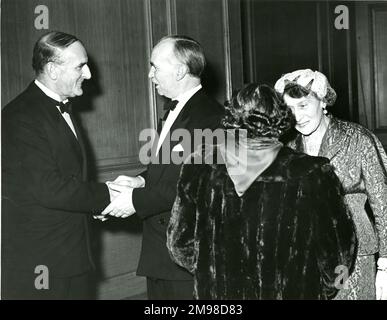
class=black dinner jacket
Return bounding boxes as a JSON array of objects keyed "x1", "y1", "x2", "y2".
[
  {"x1": 133, "y1": 88, "x2": 224, "y2": 280},
  {"x1": 1, "y1": 82, "x2": 110, "y2": 277}
]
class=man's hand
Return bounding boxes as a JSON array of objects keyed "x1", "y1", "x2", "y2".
[
  {"x1": 93, "y1": 182, "x2": 118, "y2": 221},
  {"x1": 100, "y1": 185, "x2": 136, "y2": 219},
  {"x1": 94, "y1": 182, "x2": 137, "y2": 221},
  {"x1": 110, "y1": 175, "x2": 145, "y2": 188},
  {"x1": 93, "y1": 176, "x2": 144, "y2": 221},
  {"x1": 106, "y1": 181, "x2": 121, "y2": 202},
  {"x1": 93, "y1": 214, "x2": 109, "y2": 222}
]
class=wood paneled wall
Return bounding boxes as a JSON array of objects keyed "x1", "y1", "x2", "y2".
[
  {"x1": 241, "y1": 0, "x2": 357, "y2": 122},
  {"x1": 242, "y1": 1, "x2": 319, "y2": 85},
  {"x1": 356, "y1": 2, "x2": 387, "y2": 147},
  {"x1": 1, "y1": 0, "x2": 243, "y2": 299},
  {"x1": 148, "y1": 0, "x2": 243, "y2": 118}
]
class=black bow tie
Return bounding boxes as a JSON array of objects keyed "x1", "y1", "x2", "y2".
[
  {"x1": 59, "y1": 101, "x2": 72, "y2": 114},
  {"x1": 163, "y1": 99, "x2": 178, "y2": 112}
]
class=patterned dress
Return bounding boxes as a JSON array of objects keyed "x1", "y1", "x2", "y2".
[{"x1": 288, "y1": 116, "x2": 387, "y2": 300}]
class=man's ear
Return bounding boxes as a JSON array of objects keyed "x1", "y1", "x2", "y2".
[
  {"x1": 176, "y1": 64, "x2": 188, "y2": 81},
  {"x1": 46, "y1": 62, "x2": 58, "y2": 80}
]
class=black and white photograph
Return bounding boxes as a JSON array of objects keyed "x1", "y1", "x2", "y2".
[{"x1": 1, "y1": 0, "x2": 386, "y2": 305}]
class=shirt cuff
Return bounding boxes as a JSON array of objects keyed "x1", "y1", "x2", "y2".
[{"x1": 136, "y1": 175, "x2": 146, "y2": 187}]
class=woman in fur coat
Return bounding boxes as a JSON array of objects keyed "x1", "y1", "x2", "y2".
[{"x1": 166, "y1": 83, "x2": 357, "y2": 300}]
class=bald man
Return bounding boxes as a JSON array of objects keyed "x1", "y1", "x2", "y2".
[{"x1": 101, "y1": 35, "x2": 224, "y2": 299}]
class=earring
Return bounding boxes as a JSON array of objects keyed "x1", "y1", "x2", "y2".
[{"x1": 322, "y1": 107, "x2": 328, "y2": 115}]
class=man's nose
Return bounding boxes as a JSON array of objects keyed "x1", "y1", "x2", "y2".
[{"x1": 82, "y1": 65, "x2": 91, "y2": 79}]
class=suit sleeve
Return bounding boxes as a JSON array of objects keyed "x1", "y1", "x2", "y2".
[
  {"x1": 166, "y1": 163, "x2": 197, "y2": 273},
  {"x1": 3, "y1": 114, "x2": 110, "y2": 213},
  {"x1": 137, "y1": 169, "x2": 147, "y2": 181},
  {"x1": 311, "y1": 162, "x2": 358, "y2": 299},
  {"x1": 132, "y1": 163, "x2": 182, "y2": 218}
]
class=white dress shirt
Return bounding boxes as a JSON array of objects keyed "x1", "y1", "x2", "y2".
[
  {"x1": 156, "y1": 84, "x2": 202, "y2": 155},
  {"x1": 34, "y1": 79, "x2": 78, "y2": 138}
]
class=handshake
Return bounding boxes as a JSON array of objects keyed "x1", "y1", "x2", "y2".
[{"x1": 93, "y1": 175, "x2": 145, "y2": 221}]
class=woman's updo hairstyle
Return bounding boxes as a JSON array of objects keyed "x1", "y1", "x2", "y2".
[{"x1": 222, "y1": 83, "x2": 295, "y2": 139}]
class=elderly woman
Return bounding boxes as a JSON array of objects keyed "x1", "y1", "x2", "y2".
[
  {"x1": 275, "y1": 69, "x2": 387, "y2": 300},
  {"x1": 167, "y1": 83, "x2": 357, "y2": 300}
]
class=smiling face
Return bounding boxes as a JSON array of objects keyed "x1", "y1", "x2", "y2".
[
  {"x1": 53, "y1": 41, "x2": 91, "y2": 100},
  {"x1": 148, "y1": 40, "x2": 180, "y2": 99},
  {"x1": 283, "y1": 93, "x2": 325, "y2": 136}
]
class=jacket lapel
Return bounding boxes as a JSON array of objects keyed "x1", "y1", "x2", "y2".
[
  {"x1": 318, "y1": 117, "x2": 344, "y2": 162},
  {"x1": 148, "y1": 90, "x2": 201, "y2": 182},
  {"x1": 69, "y1": 112, "x2": 88, "y2": 180},
  {"x1": 160, "y1": 89, "x2": 202, "y2": 151},
  {"x1": 59, "y1": 115, "x2": 84, "y2": 165},
  {"x1": 28, "y1": 82, "x2": 85, "y2": 170}
]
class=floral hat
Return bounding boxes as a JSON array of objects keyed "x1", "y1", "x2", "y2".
[{"x1": 274, "y1": 69, "x2": 337, "y2": 106}]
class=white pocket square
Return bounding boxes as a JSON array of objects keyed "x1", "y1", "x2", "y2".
[{"x1": 172, "y1": 143, "x2": 184, "y2": 152}]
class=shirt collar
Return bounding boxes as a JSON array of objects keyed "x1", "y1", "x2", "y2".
[{"x1": 34, "y1": 79, "x2": 68, "y2": 104}]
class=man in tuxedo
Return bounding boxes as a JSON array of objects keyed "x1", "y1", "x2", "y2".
[
  {"x1": 100, "y1": 35, "x2": 224, "y2": 299},
  {"x1": 1, "y1": 31, "x2": 112, "y2": 299}
]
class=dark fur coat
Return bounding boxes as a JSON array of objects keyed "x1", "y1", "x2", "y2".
[{"x1": 167, "y1": 147, "x2": 357, "y2": 300}]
